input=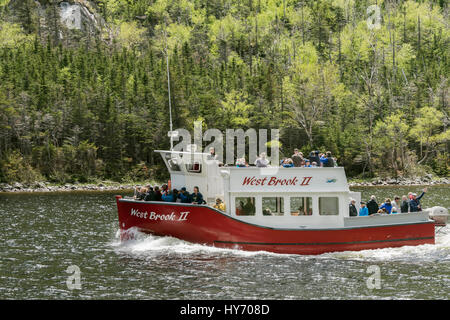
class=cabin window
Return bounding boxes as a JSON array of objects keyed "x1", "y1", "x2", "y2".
[
  {"x1": 290, "y1": 197, "x2": 313, "y2": 216},
  {"x1": 319, "y1": 197, "x2": 339, "y2": 215},
  {"x1": 165, "y1": 154, "x2": 181, "y2": 171},
  {"x1": 186, "y1": 162, "x2": 202, "y2": 173},
  {"x1": 235, "y1": 197, "x2": 256, "y2": 216},
  {"x1": 262, "y1": 197, "x2": 284, "y2": 216}
]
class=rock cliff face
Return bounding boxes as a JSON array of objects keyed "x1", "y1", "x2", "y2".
[
  {"x1": 59, "y1": 1, "x2": 99, "y2": 31},
  {"x1": 7, "y1": 0, "x2": 109, "y2": 44}
]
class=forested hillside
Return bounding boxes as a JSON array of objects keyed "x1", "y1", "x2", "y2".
[{"x1": 0, "y1": 0, "x2": 448, "y2": 184}]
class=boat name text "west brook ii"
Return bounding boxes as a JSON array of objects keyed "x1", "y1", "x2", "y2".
[
  {"x1": 241, "y1": 176, "x2": 312, "y2": 186},
  {"x1": 130, "y1": 208, "x2": 189, "y2": 221}
]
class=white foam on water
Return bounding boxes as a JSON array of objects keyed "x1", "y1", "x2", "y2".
[
  {"x1": 111, "y1": 228, "x2": 281, "y2": 258},
  {"x1": 319, "y1": 226, "x2": 450, "y2": 262},
  {"x1": 111, "y1": 226, "x2": 450, "y2": 262}
]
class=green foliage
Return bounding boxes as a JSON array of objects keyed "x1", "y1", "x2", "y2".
[
  {"x1": 430, "y1": 153, "x2": 449, "y2": 177},
  {"x1": 0, "y1": 22, "x2": 32, "y2": 48},
  {"x1": 0, "y1": 151, "x2": 43, "y2": 183}
]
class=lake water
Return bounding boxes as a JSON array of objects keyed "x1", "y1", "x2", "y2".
[{"x1": 0, "y1": 185, "x2": 449, "y2": 300}]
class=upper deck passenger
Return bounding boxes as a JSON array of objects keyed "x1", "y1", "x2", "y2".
[
  {"x1": 281, "y1": 158, "x2": 294, "y2": 168},
  {"x1": 292, "y1": 149, "x2": 303, "y2": 167},
  {"x1": 207, "y1": 147, "x2": 218, "y2": 161},
  {"x1": 309, "y1": 151, "x2": 320, "y2": 165},
  {"x1": 321, "y1": 151, "x2": 334, "y2": 167},
  {"x1": 254, "y1": 152, "x2": 269, "y2": 167},
  {"x1": 236, "y1": 157, "x2": 248, "y2": 167}
]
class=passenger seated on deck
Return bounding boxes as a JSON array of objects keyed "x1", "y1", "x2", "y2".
[
  {"x1": 144, "y1": 187, "x2": 156, "y2": 201},
  {"x1": 401, "y1": 195, "x2": 409, "y2": 213},
  {"x1": 304, "y1": 159, "x2": 312, "y2": 167},
  {"x1": 291, "y1": 149, "x2": 303, "y2": 167},
  {"x1": 133, "y1": 186, "x2": 142, "y2": 200},
  {"x1": 263, "y1": 207, "x2": 273, "y2": 216},
  {"x1": 178, "y1": 187, "x2": 191, "y2": 203},
  {"x1": 162, "y1": 189, "x2": 175, "y2": 202},
  {"x1": 392, "y1": 196, "x2": 401, "y2": 213},
  {"x1": 349, "y1": 199, "x2": 358, "y2": 217},
  {"x1": 213, "y1": 198, "x2": 226, "y2": 211},
  {"x1": 133, "y1": 186, "x2": 140, "y2": 200},
  {"x1": 321, "y1": 151, "x2": 334, "y2": 167},
  {"x1": 172, "y1": 189, "x2": 180, "y2": 202},
  {"x1": 359, "y1": 202, "x2": 369, "y2": 216},
  {"x1": 281, "y1": 158, "x2": 294, "y2": 168},
  {"x1": 161, "y1": 184, "x2": 169, "y2": 195},
  {"x1": 309, "y1": 151, "x2": 321, "y2": 166},
  {"x1": 367, "y1": 195, "x2": 379, "y2": 215},
  {"x1": 236, "y1": 157, "x2": 248, "y2": 167},
  {"x1": 254, "y1": 152, "x2": 269, "y2": 167},
  {"x1": 135, "y1": 187, "x2": 147, "y2": 200},
  {"x1": 191, "y1": 186, "x2": 205, "y2": 204},
  {"x1": 311, "y1": 161, "x2": 318, "y2": 167},
  {"x1": 154, "y1": 186, "x2": 162, "y2": 201},
  {"x1": 379, "y1": 198, "x2": 393, "y2": 214}
]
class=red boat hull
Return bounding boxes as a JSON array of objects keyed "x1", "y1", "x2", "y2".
[{"x1": 116, "y1": 196, "x2": 435, "y2": 255}]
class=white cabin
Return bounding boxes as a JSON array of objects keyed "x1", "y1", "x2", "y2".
[{"x1": 157, "y1": 150, "x2": 430, "y2": 229}]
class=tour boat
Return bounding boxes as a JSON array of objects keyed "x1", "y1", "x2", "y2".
[{"x1": 115, "y1": 150, "x2": 438, "y2": 255}]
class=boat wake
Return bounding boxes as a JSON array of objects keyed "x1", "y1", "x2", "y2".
[
  {"x1": 110, "y1": 228, "x2": 280, "y2": 258},
  {"x1": 111, "y1": 226, "x2": 450, "y2": 262},
  {"x1": 319, "y1": 226, "x2": 450, "y2": 263}
]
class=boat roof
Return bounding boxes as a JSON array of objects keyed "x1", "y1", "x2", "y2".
[{"x1": 156, "y1": 150, "x2": 349, "y2": 194}]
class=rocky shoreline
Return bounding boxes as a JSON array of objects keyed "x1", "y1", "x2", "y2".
[
  {"x1": 0, "y1": 175, "x2": 448, "y2": 193},
  {"x1": 348, "y1": 175, "x2": 449, "y2": 187},
  {"x1": 0, "y1": 182, "x2": 136, "y2": 193}
]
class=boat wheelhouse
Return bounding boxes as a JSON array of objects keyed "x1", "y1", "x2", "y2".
[{"x1": 115, "y1": 150, "x2": 436, "y2": 255}]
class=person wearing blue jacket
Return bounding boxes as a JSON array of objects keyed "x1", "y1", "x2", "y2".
[
  {"x1": 379, "y1": 198, "x2": 393, "y2": 214},
  {"x1": 162, "y1": 191, "x2": 175, "y2": 202},
  {"x1": 359, "y1": 202, "x2": 369, "y2": 216},
  {"x1": 178, "y1": 187, "x2": 191, "y2": 203},
  {"x1": 281, "y1": 158, "x2": 294, "y2": 168},
  {"x1": 409, "y1": 188, "x2": 427, "y2": 212},
  {"x1": 304, "y1": 159, "x2": 312, "y2": 167}
]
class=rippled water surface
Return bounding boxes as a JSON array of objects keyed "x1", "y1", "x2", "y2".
[{"x1": 0, "y1": 186, "x2": 449, "y2": 299}]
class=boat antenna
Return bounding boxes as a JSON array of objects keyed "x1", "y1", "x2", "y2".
[{"x1": 163, "y1": 21, "x2": 174, "y2": 151}]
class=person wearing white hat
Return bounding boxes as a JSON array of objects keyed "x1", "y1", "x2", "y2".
[{"x1": 409, "y1": 187, "x2": 428, "y2": 212}]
